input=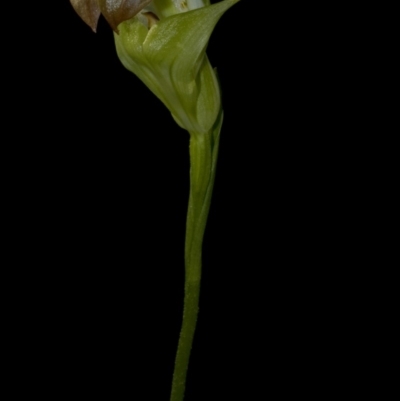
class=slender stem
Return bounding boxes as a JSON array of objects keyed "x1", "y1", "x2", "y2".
[{"x1": 170, "y1": 112, "x2": 223, "y2": 401}]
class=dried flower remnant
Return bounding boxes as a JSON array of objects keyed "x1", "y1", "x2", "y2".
[{"x1": 70, "y1": 0, "x2": 152, "y2": 32}]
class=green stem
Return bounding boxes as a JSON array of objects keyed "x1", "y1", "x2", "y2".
[{"x1": 170, "y1": 111, "x2": 223, "y2": 401}]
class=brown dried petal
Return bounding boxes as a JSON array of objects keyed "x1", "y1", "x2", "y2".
[
  {"x1": 98, "y1": 0, "x2": 153, "y2": 32},
  {"x1": 70, "y1": 0, "x2": 101, "y2": 32}
]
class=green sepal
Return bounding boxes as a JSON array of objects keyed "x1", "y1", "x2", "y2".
[{"x1": 114, "y1": 0, "x2": 238, "y2": 134}]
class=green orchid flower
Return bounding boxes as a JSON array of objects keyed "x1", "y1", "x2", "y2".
[
  {"x1": 71, "y1": 0, "x2": 237, "y2": 134},
  {"x1": 70, "y1": 1, "x2": 238, "y2": 400}
]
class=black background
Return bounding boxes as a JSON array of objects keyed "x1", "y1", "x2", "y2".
[{"x1": 3, "y1": 1, "x2": 368, "y2": 400}]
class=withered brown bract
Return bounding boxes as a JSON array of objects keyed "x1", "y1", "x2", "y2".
[{"x1": 70, "y1": 0, "x2": 152, "y2": 32}]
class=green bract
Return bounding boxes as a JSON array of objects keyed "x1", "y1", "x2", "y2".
[{"x1": 114, "y1": 0, "x2": 238, "y2": 135}]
